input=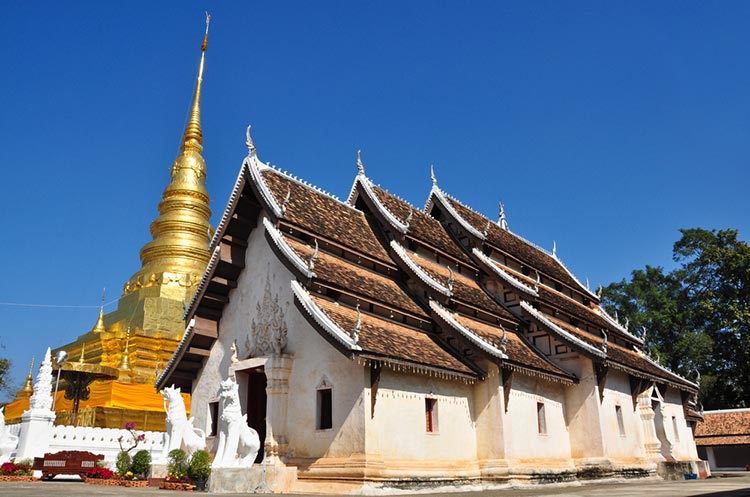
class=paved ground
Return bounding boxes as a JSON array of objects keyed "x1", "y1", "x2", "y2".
[{"x1": 0, "y1": 473, "x2": 747, "y2": 497}]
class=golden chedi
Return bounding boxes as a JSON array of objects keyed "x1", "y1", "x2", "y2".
[{"x1": 6, "y1": 17, "x2": 211, "y2": 430}]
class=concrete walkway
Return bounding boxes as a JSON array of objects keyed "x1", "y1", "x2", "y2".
[{"x1": 0, "y1": 473, "x2": 747, "y2": 497}]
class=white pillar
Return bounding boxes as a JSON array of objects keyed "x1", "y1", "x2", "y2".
[
  {"x1": 264, "y1": 354, "x2": 293, "y2": 465},
  {"x1": 15, "y1": 348, "x2": 56, "y2": 461}
]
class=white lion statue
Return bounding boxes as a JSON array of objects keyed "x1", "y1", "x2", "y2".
[
  {"x1": 161, "y1": 385, "x2": 206, "y2": 457},
  {"x1": 0, "y1": 408, "x2": 18, "y2": 464},
  {"x1": 212, "y1": 376, "x2": 261, "y2": 468}
]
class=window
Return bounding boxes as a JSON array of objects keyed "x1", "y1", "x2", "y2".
[
  {"x1": 615, "y1": 405, "x2": 625, "y2": 436},
  {"x1": 317, "y1": 388, "x2": 332, "y2": 430},
  {"x1": 672, "y1": 416, "x2": 680, "y2": 442},
  {"x1": 208, "y1": 401, "x2": 219, "y2": 437},
  {"x1": 425, "y1": 397, "x2": 438, "y2": 433},
  {"x1": 537, "y1": 402, "x2": 547, "y2": 435}
]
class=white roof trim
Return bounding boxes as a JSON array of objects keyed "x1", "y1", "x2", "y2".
[
  {"x1": 183, "y1": 244, "x2": 222, "y2": 321},
  {"x1": 291, "y1": 280, "x2": 361, "y2": 351},
  {"x1": 155, "y1": 318, "x2": 196, "y2": 388},
  {"x1": 263, "y1": 217, "x2": 315, "y2": 279},
  {"x1": 472, "y1": 248, "x2": 538, "y2": 297},
  {"x1": 596, "y1": 306, "x2": 644, "y2": 344},
  {"x1": 245, "y1": 154, "x2": 284, "y2": 218},
  {"x1": 359, "y1": 176, "x2": 408, "y2": 234},
  {"x1": 640, "y1": 353, "x2": 698, "y2": 389},
  {"x1": 520, "y1": 300, "x2": 606, "y2": 358},
  {"x1": 209, "y1": 162, "x2": 248, "y2": 252},
  {"x1": 431, "y1": 186, "x2": 486, "y2": 240},
  {"x1": 429, "y1": 300, "x2": 508, "y2": 360},
  {"x1": 390, "y1": 240, "x2": 452, "y2": 297}
]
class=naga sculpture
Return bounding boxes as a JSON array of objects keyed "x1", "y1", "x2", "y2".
[
  {"x1": 212, "y1": 376, "x2": 261, "y2": 468},
  {"x1": 161, "y1": 385, "x2": 206, "y2": 457}
]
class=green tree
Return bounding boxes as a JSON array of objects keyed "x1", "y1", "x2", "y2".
[{"x1": 602, "y1": 228, "x2": 749, "y2": 410}]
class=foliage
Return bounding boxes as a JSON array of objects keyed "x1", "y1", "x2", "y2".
[
  {"x1": 167, "y1": 448, "x2": 188, "y2": 481},
  {"x1": 115, "y1": 450, "x2": 131, "y2": 476},
  {"x1": 602, "y1": 228, "x2": 750, "y2": 409},
  {"x1": 130, "y1": 449, "x2": 151, "y2": 479},
  {"x1": 187, "y1": 449, "x2": 211, "y2": 481},
  {"x1": 0, "y1": 358, "x2": 10, "y2": 396},
  {"x1": 0, "y1": 460, "x2": 32, "y2": 476},
  {"x1": 84, "y1": 467, "x2": 114, "y2": 480}
]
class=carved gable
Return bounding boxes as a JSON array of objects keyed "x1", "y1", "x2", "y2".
[{"x1": 245, "y1": 275, "x2": 288, "y2": 357}]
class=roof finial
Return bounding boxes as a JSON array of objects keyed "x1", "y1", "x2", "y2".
[
  {"x1": 601, "y1": 329, "x2": 608, "y2": 353},
  {"x1": 447, "y1": 267, "x2": 454, "y2": 293},
  {"x1": 498, "y1": 201, "x2": 508, "y2": 230},
  {"x1": 356, "y1": 150, "x2": 365, "y2": 175},
  {"x1": 534, "y1": 270, "x2": 540, "y2": 292},
  {"x1": 353, "y1": 304, "x2": 361, "y2": 345},
  {"x1": 281, "y1": 185, "x2": 291, "y2": 216},
  {"x1": 597, "y1": 285, "x2": 603, "y2": 299},
  {"x1": 500, "y1": 326, "x2": 508, "y2": 355},
  {"x1": 552, "y1": 240, "x2": 557, "y2": 258},
  {"x1": 430, "y1": 164, "x2": 438, "y2": 186},
  {"x1": 308, "y1": 239, "x2": 319, "y2": 271},
  {"x1": 404, "y1": 207, "x2": 413, "y2": 229},
  {"x1": 180, "y1": 12, "x2": 210, "y2": 154},
  {"x1": 246, "y1": 124, "x2": 256, "y2": 155},
  {"x1": 586, "y1": 277, "x2": 590, "y2": 290}
]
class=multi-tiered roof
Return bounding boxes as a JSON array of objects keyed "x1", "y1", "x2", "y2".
[{"x1": 157, "y1": 137, "x2": 698, "y2": 402}]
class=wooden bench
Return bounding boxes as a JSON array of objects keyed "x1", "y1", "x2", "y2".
[{"x1": 32, "y1": 450, "x2": 105, "y2": 480}]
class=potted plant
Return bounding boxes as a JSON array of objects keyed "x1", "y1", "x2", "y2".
[
  {"x1": 130, "y1": 449, "x2": 151, "y2": 480},
  {"x1": 187, "y1": 450, "x2": 211, "y2": 492},
  {"x1": 161, "y1": 449, "x2": 194, "y2": 490}
]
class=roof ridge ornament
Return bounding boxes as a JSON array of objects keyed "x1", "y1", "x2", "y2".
[
  {"x1": 308, "y1": 239, "x2": 319, "y2": 271},
  {"x1": 482, "y1": 220, "x2": 491, "y2": 237},
  {"x1": 353, "y1": 304, "x2": 361, "y2": 345},
  {"x1": 404, "y1": 207, "x2": 413, "y2": 230},
  {"x1": 498, "y1": 201, "x2": 509, "y2": 231},
  {"x1": 356, "y1": 150, "x2": 365, "y2": 176},
  {"x1": 281, "y1": 185, "x2": 291, "y2": 216},
  {"x1": 500, "y1": 326, "x2": 508, "y2": 355},
  {"x1": 597, "y1": 285, "x2": 603, "y2": 299},
  {"x1": 430, "y1": 164, "x2": 438, "y2": 187},
  {"x1": 552, "y1": 240, "x2": 557, "y2": 258},
  {"x1": 447, "y1": 267, "x2": 455, "y2": 293},
  {"x1": 246, "y1": 124, "x2": 256, "y2": 155},
  {"x1": 601, "y1": 329, "x2": 608, "y2": 354},
  {"x1": 534, "y1": 270, "x2": 540, "y2": 293}
]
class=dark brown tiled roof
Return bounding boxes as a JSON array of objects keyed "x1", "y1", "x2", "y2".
[
  {"x1": 546, "y1": 314, "x2": 694, "y2": 389},
  {"x1": 695, "y1": 411, "x2": 750, "y2": 439},
  {"x1": 441, "y1": 194, "x2": 593, "y2": 299},
  {"x1": 403, "y1": 250, "x2": 517, "y2": 322},
  {"x1": 283, "y1": 235, "x2": 428, "y2": 318},
  {"x1": 694, "y1": 435, "x2": 750, "y2": 446},
  {"x1": 451, "y1": 313, "x2": 573, "y2": 380},
  {"x1": 261, "y1": 170, "x2": 391, "y2": 263},
  {"x1": 310, "y1": 294, "x2": 474, "y2": 375},
  {"x1": 371, "y1": 184, "x2": 474, "y2": 265}
]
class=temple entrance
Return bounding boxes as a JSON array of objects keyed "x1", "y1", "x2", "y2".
[{"x1": 243, "y1": 366, "x2": 267, "y2": 464}]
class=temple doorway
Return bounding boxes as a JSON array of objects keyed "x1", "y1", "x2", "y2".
[{"x1": 242, "y1": 366, "x2": 267, "y2": 464}]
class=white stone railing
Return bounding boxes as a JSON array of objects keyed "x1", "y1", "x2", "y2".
[{"x1": 45, "y1": 425, "x2": 167, "y2": 465}]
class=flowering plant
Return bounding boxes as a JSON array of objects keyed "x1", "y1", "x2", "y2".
[
  {"x1": 84, "y1": 467, "x2": 114, "y2": 480},
  {"x1": 118, "y1": 471, "x2": 140, "y2": 481},
  {"x1": 118, "y1": 422, "x2": 146, "y2": 453},
  {"x1": 0, "y1": 460, "x2": 33, "y2": 476},
  {"x1": 164, "y1": 474, "x2": 194, "y2": 484}
]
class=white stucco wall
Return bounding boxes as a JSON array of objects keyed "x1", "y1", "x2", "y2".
[
  {"x1": 661, "y1": 387, "x2": 698, "y2": 460},
  {"x1": 365, "y1": 369, "x2": 477, "y2": 463},
  {"x1": 600, "y1": 370, "x2": 647, "y2": 462},
  {"x1": 504, "y1": 374, "x2": 571, "y2": 464}
]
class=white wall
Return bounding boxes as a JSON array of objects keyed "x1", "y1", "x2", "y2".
[{"x1": 600, "y1": 370, "x2": 647, "y2": 462}]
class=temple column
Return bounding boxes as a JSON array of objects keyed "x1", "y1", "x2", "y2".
[
  {"x1": 638, "y1": 385, "x2": 663, "y2": 462},
  {"x1": 264, "y1": 354, "x2": 293, "y2": 465}
]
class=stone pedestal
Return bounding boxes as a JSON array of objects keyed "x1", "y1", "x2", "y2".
[
  {"x1": 264, "y1": 354, "x2": 293, "y2": 465},
  {"x1": 15, "y1": 409, "x2": 55, "y2": 461},
  {"x1": 208, "y1": 465, "x2": 297, "y2": 493}
]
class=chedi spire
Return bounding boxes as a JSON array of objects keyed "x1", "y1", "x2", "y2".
[{"x1": 126, "y1": 14, "x2": 213, "y2": 296}]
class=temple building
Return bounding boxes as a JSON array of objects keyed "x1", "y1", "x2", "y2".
[
  {"x1": 157, "y1": 130, "x2": 707, "y2": 491},
  {"x1": 5, "y1": 19, "x2": 213, "y2": 430}
]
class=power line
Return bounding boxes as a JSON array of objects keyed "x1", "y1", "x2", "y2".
[{"x1": 0, "y1": 298, "x2": 120, "y2": 309}]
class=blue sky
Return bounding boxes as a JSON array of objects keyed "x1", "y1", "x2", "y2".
[{"x1": 1, "y1": 1, "x2": 748, "y2": 398}]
